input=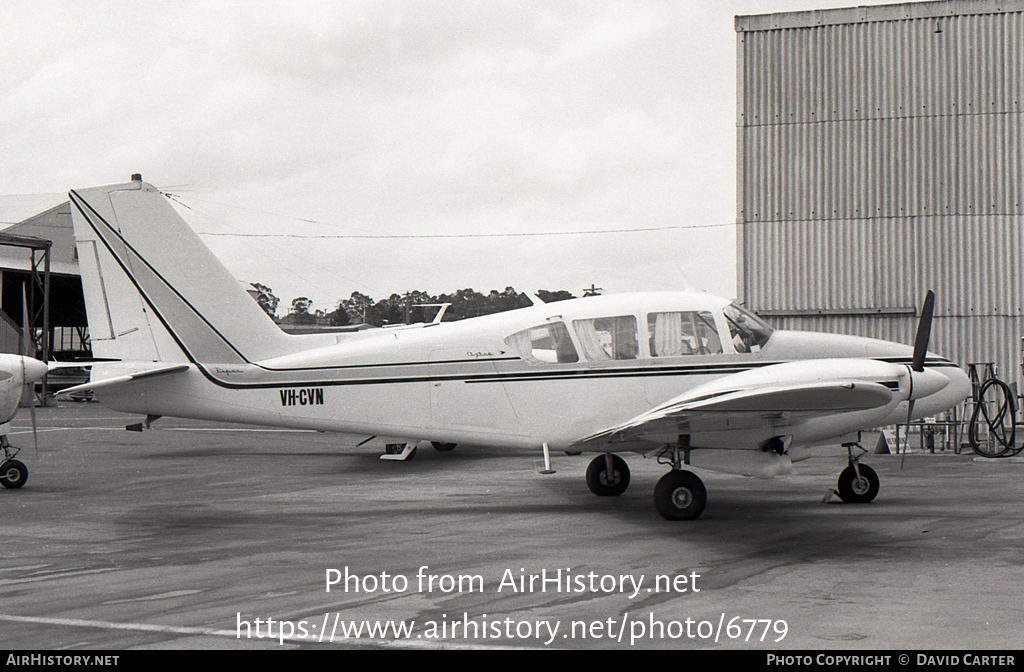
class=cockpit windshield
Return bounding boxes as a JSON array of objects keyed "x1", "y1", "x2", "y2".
[{"x1": 723, "y1": 303, "x2": 774, "y2": 353}]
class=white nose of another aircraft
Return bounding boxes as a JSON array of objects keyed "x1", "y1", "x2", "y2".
[
  {"x1": 0, "y1": 354, "x2": 49, "y2": 424},
  {"x1": 0, "y1": 354, "x2": 49, "y2": 384}
]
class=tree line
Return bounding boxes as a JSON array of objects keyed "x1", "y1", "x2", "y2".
[{"x1": 250, "y1": 283, "x2": 577, "y2": 328}]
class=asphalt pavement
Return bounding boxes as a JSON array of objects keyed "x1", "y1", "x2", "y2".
[{"x1": 1, "y1": 403, "x2": 1021, "y2": 650}]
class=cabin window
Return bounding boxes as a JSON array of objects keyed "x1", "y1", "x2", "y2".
[
  {"x1": 647, "y1": 311, "x2": 723, "y2": 357},
  {"x1": 504, "y1": 322, "x2": 578, "y2": 364},
  {"x1": 572, "y1": 315, "x2": 638, "y2": 361},
  {"x1": 723, "y1": 304, "x2": 774, "y2": 353}
]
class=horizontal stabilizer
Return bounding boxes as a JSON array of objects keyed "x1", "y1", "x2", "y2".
[
  {"x1": 45, "y1": 360, "x2": 118, "y2": 372},
  {"x1": 57, "y1": 364, "x2": 190, "y2": 396}
]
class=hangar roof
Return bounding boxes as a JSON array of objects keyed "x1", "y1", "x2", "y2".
[
  {"x1": 0, "y1": 201, "x2": 79, "y2": 276},
  {"x1": 736, "y1": 0, "x2": 1024, "y2": 32}
]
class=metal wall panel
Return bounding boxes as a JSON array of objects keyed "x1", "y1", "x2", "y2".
[
  {"x1": 747, "y1": 214, "x2": 1024, "y2": 314},
  {"x1": 767, "y1": 314, "x2": 1024, "y2": 387},
  {"x1": 0, "y1": 317, "x2": 18, "y2": 356},
  {"x1": 745, "y1": 217, "x2": 920, "y2": 311},
  {"x1": 737, "y1": 2, "x2": 1024, "y2": 388},
  {"x1": 741, "y1": 116, "x2": 976, "y2": 222}
]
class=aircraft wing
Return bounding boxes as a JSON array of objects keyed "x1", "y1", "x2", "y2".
[
  {"x1": 56, "y1": 364, "x2": 191, "y2": 396},
  {"x1": 573, "y1": 359, "x2": 899, "y2": 448}
]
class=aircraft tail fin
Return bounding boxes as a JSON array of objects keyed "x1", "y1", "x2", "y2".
[{"x1": 69, "y1": 178, "x2": 298, "y2": 365}]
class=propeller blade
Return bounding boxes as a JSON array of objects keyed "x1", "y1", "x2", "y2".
[
  {"x1": 20, "y1": 283, "x2": 29, "y2": 357},
  {"x1": 911, "y1": 290, "x2": 935, "y2": 372},
  {"x1": 903, "y1": 291, "x2": 936, "y2": 469},
  {"x1": 21, "y1": 283, "x2": 39, "y2": 455},
  {"x1": 901, "y1": 400, "x2": 914, "y2": 470},
  {"x1": 29, "y1": 402, "x2": 38, "y2": 456},
  {"x1": 19, "y1": 283, "x2": 29, "y2": 413}
]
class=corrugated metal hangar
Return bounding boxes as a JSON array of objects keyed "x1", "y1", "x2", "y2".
[{"x1": 736, "y1": 0, "x2": 1024, "y2": 390}]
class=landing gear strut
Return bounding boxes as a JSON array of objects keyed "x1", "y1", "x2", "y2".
[
  {"x1": 583, "y1": 447, "x2": 708, "y2": 520},
  {"x1": 652, "y1": 445, "x2": 706, "y2": 520},
  {"x1": 0, "y1": 437, "x2": 27, "y2": 489},
  {"x1": 832, "y1": 441, "x2": 879, "y2": 503},
  {"x1": 654, "y1": 470, "x2": 707, "y2": 520}
]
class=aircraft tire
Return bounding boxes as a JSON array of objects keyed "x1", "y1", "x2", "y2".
[
  {"x1": 431, "y1": 441, "x2": 457, "y2": 451},
  {"x1": 653, "y1": 470, "x2": 706, "y2": 520},
  {"x1": 0, "y1": 459, "x2": 28, "y2": 489},
  {"x1": 836, "y1": 464, "x2": 879, "y2": 503},
  {"x1": 585, "y1": 454, "x2": 630, "y2": 496}
]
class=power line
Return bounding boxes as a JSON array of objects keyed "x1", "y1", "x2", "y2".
[
  {"x1": 189, "y1": 222, "x2": 735, "y2": 239},
  {"x1": 163, "y1": 192, "x2": 736, "y2": 240},
  {"x1": 165, "y1": 193, "x2": 321, "y2": 224}
]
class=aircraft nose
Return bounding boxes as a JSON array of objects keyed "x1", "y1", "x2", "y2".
[{"x1": 944, "y1": 365, "x2": 972, "y2": 404}]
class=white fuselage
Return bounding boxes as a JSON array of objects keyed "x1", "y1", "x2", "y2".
[{"x1": 90, "y1": 292, "x2": 971, "y2": 453}]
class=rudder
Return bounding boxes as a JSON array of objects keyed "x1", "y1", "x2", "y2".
[{"x1": 69, "y1": 178, "x2": 298, "y2": 365}]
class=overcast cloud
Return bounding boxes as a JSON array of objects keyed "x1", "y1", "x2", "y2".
[{"x1": 1, "y1": 0, "x2": 900, "y2": 312}]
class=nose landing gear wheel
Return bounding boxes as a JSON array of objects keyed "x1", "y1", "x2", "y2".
[
  {"x1": 836, "y1": 464, "x2": 879, "y2": 503},
  {"x1": 0, "y1": 459, "x2": 28, "y2": 489},
  {"x1": 653, "y1": 470, "x2": 706, "y2": 520},
  {"x1": 585, "y1": 454, "x2": 630, "y2": 496}
]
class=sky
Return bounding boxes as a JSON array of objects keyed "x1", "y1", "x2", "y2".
[{"x1": 0, "y1": 0, "x2": 903, "y2": 315}]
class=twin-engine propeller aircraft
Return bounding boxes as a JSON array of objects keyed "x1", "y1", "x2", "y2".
[{"x1": 59, "y1": 177, "x2": 970, "y2": 519}]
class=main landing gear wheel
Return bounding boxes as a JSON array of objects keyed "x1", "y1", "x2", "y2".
[
  {"x1": 431, "y1": 441, "x2": 457, "y2": 452},
  {"x1": 585, "y1": 454, "x2": 630, "y2": 496},
  {"x1": 653, "y1": 470, "x2": 707, "y2": 520},
  {"x1": 0, "y1": 459, "x2": 28, "y2": 489},
  {"x1": 836, "y1": 464, "x2": 879, "y2": 503}
]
